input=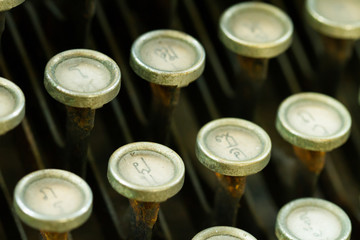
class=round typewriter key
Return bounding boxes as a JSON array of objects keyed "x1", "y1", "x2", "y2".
[
  {"x1": 196, "y1": 118, "x2": 271, "y2": 176},
  {"x1": 219, "y1": 2, "x2": 293, "y2": 59},
  {"x1": 276, "y1": 198, "x2": 351, "y2": 240},
  {"x1": 0, "y1": 77, "x2": 25, "y2": 135},
  {"x1": 276, "y1": 92, "x2": 351, "y2": 195},
  {"x1": 44, "y1": 49, "x2": 121, "y2": 177},
  {"x1": 130, "y1": 29, "x2": 205, "y2": 143},
  {"x1": 219, "y1": 2, "x2": 293, "y2": 119},
  {"x1": 44, "y1": 49, "x2": 120, "y2": 109},
  {"x1": 276, "y1": 92, "x2": 351, "y2": 152},
  {"x1": 306, "y1": 0, "x2": 360, "y2": 95},
  {"x1": 192, "y1": 226, "x2": 257, "y2": 240},
  {"x1": 306, "y1": 0, "x2": 360, "y2": 39},
  {"x1": 196, "y1": 118, "x2": 271, "y2": 226},
  {"x1": 130, "y1": 29, "x2": 205, "y2": 87},
  {"x1": 0, "y1": 0, "x2": 25, "y2": 11},
  {"x1": 13, "y1": 169, "x2": 93, "y2": 238},
  {"x1": 108, "y1": 142, "x2": 185, "y2": 239}
]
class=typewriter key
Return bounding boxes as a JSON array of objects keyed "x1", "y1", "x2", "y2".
[
  {"x1": 219, "y1": 2, "x2": 293, "y2": 119},
  {"x1": 196, "y1": 118, "x2": 271, "y2": 226},
  {"x1": 306, "y1": 0, "x2": 360, "y2": 94},
  {"x1": 108, "y1": 142, "x2": 185, "y2": 240},
  {"x1": 276, "y1": 198, "x2": 351, "y2": 240},
  {"x1": 0, "y1": 0, "x2": 25, "y2": 43},
  {"x1": 44, "y1": 49, "x2": 121, "y2": 176},
  {"x1": 0, "y1": 77, "x2": 25, "y2": 135},
  {"x1": 276, "y1": 92, "x2": 351, "y2": 195},
  {"x1": 130, "y1": 29, "x2": 205, "y2": 143},
  {"x1": 192, "y1": 226, "x2": 257, "y2": 240},
  {"x1": 13, "y1": 169, "x2": 93, "y2": 240}
]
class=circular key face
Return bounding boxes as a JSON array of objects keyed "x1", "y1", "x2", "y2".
[
  {"x1": 108, "y1": 142, "x2": 185, "y2": 202},
  {"x1": 196, "y1": 118, "x2": 271, "y2": 176},
  {"x1": 0, "y1": 77, "x2": 25, "y2": 135},
  {"x1": 130, "y1": 29, "x2": 205, "y2": 87},
  {"x1": 276, "y1": 198, "x2": 351, "y2": 240},
  {"x1": 0, "y1": 0, "x2": 25, "y2": 11},
  {"x1": 219, "y1": 2, "x2": 293, "y2": 58},
  {"x1": 14, "y1": 169, "x2": 93, "y2": 233},
  {"x1": 306, "y1": 0, "x2": 360, "y2": 39},
  {"x1": 44, "y1": 49, "x2": 121, "y2": 109},
  {"x1": 192, "y1": 226, "x2": 257, "y2": 240},
  {"x1": 276, "y1": 92, "x2": 351, "y2": 151}
]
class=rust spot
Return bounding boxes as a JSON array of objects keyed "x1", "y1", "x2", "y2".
[{"x1": 293, "y1": 145, "x2": 326, "y2": 175}]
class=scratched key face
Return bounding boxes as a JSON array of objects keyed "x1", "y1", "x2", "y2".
[
  {"x1": 286, "y1": 206, "x2": 342, "y2": 239},
  {"x1": 0, "y1": 87, "x2": 15, "y2": 118},
  {"x1": 204, "y1": 126, "x2": 264, "y2": 162},
  {"x1": 117, "y1": 150, "x2": 176, "y2": 187},
  {"x1": 55, "y1": 57, "x2": 111, "y2": 93},
  {"x1": 315, "y1": 0, "x2": 360, "y2": 23},
  {"x1": 231, "y1": 10, "x2": 285, "y2": 43},
  {"x1": 23, "y1": 178, "x2": 84, "y2": 217},
  {"x1": 139, "y1": 37, "x2": 197, "y2": 72},
  {"x1": 286, "y1": 101, "x2": 343, "y2": 138}
]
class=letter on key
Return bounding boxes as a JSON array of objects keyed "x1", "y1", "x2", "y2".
[
  {"x1": 108, "y1": 142, "x2": 185, "y2": 239},
  {"x1": 13, "y1": 169, "x2": 93, "y2": 240}
]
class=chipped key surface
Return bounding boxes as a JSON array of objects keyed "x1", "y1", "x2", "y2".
[
  {"x1": 44, "y1": 49, "x2": 121, "y2": 109},
  {"x1": 192, "y1": 226, "x2": 257, "y2": 240},
  {"x1": 219, "y1": 2, "x2": 293, "y2": 58},
  {"x1": 0, "y1": 77, "x2": 25, "y2": 135},
  {"x1": 276, "y1": 198, "x2": 351, "y2": 240},
  {"x1": 306, "y1": 0, "x2": 360, "y2": 39},
  {"x1": 130, "y1": 30, "x2": 205, "y2": 87},
  {"x1": 196, "y1": 118, "x2": 271, "y2": 176},
  {"x1": 14, "y1": 169, "x2": 93, "y2": 233},
  {"x1": 276, "y1": 92, "x2": 351, "y2": 151},
  {"x1": 108, "y1": 142, "x2": 185, "y2": 202}
]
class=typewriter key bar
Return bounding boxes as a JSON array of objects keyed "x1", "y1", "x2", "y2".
[
  {"x1": 196, "y1": 118, "x2": 271, "y2": 226},
  {"x1": 13, "y1": 169, "x2": 93, "y2": 240},
  {"x1": 276, "y1": 92, "x2": 351, "y2": 196},
  {"x1": 276, "y1": 198, "x2": 352, "y2": 240},
  {"x1": 130, "y1": 29, "x2": 205, "y2": 143},
  {"x1": 192, "y1": 226, "x2": 257, "y2": 240},
  {"x1": 306, "y1": 0, "x2": 360, "y2": 94},
  {"x1": 0, "y1": 77, "x2": 25, "y2": 135},
  {"x1": 44, "y1": 49, "x2": 121, "y2": 177},
  {"x1": 107, "y1": 142, "x2": 185, "y2": 240},
  {"x1": 219, "y1": 2, "x2": 293, "y2": 118}
]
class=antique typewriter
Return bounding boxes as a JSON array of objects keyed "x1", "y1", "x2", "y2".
[{"x1": 1, "y1": 0, "x2": 360, "y2": 239}]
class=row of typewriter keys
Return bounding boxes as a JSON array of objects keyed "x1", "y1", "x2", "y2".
[{"x1": 0, "y1": 0, "x2": 358, "y2": 239}]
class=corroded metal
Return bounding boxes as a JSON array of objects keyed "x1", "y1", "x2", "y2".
[
  {"x1": 129, "y1": 200, "x2": 160, "y2": 240},
  {"x1": 214, "y1": 173, "x2": 246, "y2": 226}
]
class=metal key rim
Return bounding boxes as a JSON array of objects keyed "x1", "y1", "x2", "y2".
[
  {"x1": 107, "y1": 142, "x2": 185, "y2": 202},
  {"x1": 192, "y1": 226, "x2": 257, "y2": 240},
  {"x1": 130, "y1": 29, "x2": 206, "y2": 87},
  {"x1": 13, "y1": 169, "x2": 93, "y2": 233},
  {"x1": 0, "y1": 0, "x2": 25, "y2": 11},
  {"x1": 196, "y1": 118, "x2": 271, "y2": 177},
  {"x1": 276, "y1": 92, "x2": 351, "y2": 151},
  {"x1": 276, "y1": 198, "x2": 351, "y2": 240},
  {"x1": 306, "y1": 0, "x2": 360, "y2": 39},
  {"x1": 219, "y1": 2, "x2": 293, "y2": 58},
  {"x1": 44, "y1": 49, "x2": 121, "y2": 109},
  {"x1": 0, "y1": 77, "x2": 25, "y2": 135}
]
